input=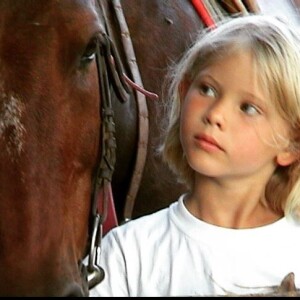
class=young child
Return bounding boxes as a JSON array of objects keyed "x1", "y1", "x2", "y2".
[{"x1": 90, "y1": 14, "x2": 300, "y2": 296}]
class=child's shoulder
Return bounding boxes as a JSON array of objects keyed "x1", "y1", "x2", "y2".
[
  {"x1": 107, "y1": 200, "x2": 179, "y2": 242},
  {"x1": 120, "y1": 205, "x2": 171, "y2": 232}
]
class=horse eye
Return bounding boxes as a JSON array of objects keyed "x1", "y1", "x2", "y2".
[{"x1": 81, "y1": 38, "x2": 98, "y2": 65}]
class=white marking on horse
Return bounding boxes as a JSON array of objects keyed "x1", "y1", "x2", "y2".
[{"x1": 0, "y1": 83, "x2": 26, "y2": 159}]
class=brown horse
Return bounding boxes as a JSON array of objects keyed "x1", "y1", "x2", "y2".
[{"x1": 0, "y1": 0, "x2": 107, "y2": 296}]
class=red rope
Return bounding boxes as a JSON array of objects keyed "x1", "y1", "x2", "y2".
[{"x1": 190, "y1": 0, "x2": 216, "y2": 28}]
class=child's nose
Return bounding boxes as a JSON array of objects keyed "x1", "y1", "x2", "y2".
[{"x1": 202, "y1": 100, "x2": 228, "y2": 129}]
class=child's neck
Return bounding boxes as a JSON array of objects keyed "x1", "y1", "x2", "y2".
[{"x1": 184, "y1": 176, "x2": 283, "y2": 229}]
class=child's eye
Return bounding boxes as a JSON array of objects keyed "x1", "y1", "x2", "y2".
[
  {"x1": 240, "y1": 103, "x2": 260, "y2": 116},
  {"x1": 199, "y1": 83, "x2": 217, "y2": 98}
]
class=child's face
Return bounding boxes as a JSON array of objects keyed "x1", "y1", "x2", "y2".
[{"x1": 180, "y1": 51, "x2": 295, "y2": 182}]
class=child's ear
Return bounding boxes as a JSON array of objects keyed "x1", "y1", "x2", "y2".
[{"x1": 276, "y1": 150, "x2": 299, "y2": 167}]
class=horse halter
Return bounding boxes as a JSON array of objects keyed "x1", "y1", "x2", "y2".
[{"x1": 87, "y1": 30, "x2": 130, "y2": 289}]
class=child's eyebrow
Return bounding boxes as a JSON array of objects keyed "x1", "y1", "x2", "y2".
[
  {"x1": 195, "y1": 74, "x2": 220, "y2": 87},
  {"x1": 240, "y1": 91, "x2": 266, "y2": 105}
]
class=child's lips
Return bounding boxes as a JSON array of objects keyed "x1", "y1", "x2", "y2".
[{"x1": 194, "y1": 134, "x2": 224, "y2": 151}]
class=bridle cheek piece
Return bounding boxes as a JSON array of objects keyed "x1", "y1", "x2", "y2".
[{"x1": 87, "y1": 31, "x2": 130, "y2": 289}]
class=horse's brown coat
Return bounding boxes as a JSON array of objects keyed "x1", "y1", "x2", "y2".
[{"x1": 0, "y1": 0, "x2": 102, "y2": 296}]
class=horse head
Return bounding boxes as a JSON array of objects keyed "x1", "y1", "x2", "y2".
[{"x1": 0, "y1": 0, "x2": 118, "y2": 296}]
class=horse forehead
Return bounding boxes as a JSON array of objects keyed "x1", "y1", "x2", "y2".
[
  {"x1": 0, "y1": 0, "x2": 98, "y2": 159},
  {"x1": 0, "y1": 0, "x2": 100, "y2": 66},
  {"x1": 0, "y1": 0, "x2": 98, "y2": 30},
  {"x1": 0, "y1": 0, "x2": 96, "y2": 13},
  {"x1": 0, "y1": 0, "x2": 100, "y2": 84}
]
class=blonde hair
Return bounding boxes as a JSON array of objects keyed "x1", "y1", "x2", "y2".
[{"x1": 161, "y1": 14, "x2": 300, "y2": 219}]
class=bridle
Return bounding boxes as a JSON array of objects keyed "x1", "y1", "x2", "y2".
[
  {"x1": 85, "y1": 2, "x2": 150, "y2": 289},
  {"x1": 86, "y1": 30, "x2": 129, "y2": 289}
]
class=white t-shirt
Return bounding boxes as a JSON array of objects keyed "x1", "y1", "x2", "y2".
[{"x1": 89, "y1": 194, "x2": 300, "y2": 297}]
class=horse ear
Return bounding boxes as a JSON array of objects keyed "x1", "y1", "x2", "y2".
[{"x1": 276, "y1": 150, "x2": 299, "y2": 167}]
